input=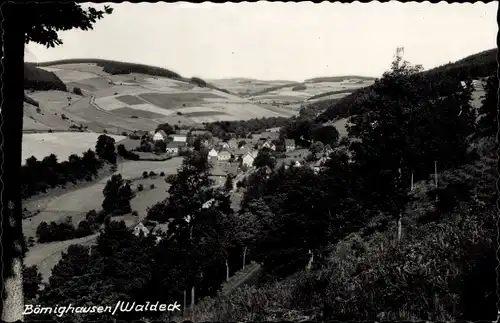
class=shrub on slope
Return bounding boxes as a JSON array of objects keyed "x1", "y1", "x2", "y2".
[{"x1": 24, "y1": 63, "x2": 67, "y2": 92}]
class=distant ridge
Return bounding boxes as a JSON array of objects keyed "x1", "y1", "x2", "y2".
[{"x1": 304, "y1": 75, "x2": 377, "y2": 83}]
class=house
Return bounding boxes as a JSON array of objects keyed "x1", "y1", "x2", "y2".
[
  {"x1": 178, "y1": 129, "x2": 190, "y2": 135},
  {"x1": 133, "y1": 222, "x2": 150, "y2": 237},
  {"x1": 242, "y1": 150, "x2": 258, "y2": 168},
  {"x1": 218, "y1": 150, "x2": 231, "y2": 162},
  {"x1": 228, "y1": 138, "x2": 238, "y2": 149},
  {"x1": 153, "y1": 130, "x2": 168, "y2": 142},
  {"x1": 208, "y1": 148, "x2": 218, "y2": 159},
  {"x1": 234, "y1": 147, "x2": 250, "y2": 158},
  {"x1": 285, "y1": 139, "x2": 296, "y2": 152},
  {"x1": 261, "y1": 141, "x2": 276, "y2": 151},
  {"x1": 260, "y1": 131, "x2": 280, "y2": 141},
  {"x1": 312, "y1": 156, "x2": 329, "y2": 173},
  {"x1": 166, "y1": 142, "x2": 183, "y2": 154},
  {"x1": 219, "y1": 141, "x2": 230, "y2": 150},
  {"x1": 209, "y1": 165, "x2": 227, "y2": 185},
  {"x1": 227, "y1": 164, "x2": 239, "y2": 177},
  {"x1": 172, "y1": 134, "x2": 187, "y2": 143}
]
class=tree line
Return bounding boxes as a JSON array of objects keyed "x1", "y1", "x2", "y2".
[{"x1": 21, "y1": 134, "x2": 118, "y2": 199}]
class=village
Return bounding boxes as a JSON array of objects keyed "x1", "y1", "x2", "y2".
[{"x1": 146, "y1": 124, "x2": 337, "y2": 185}]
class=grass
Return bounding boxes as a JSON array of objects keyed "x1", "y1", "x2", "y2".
[
  {"x1": 112, "y1": 107, "x2": 167, "y2": 119},
  {"x1": 182, "y1": 111, "x2": 229, "y2": 117},
  {"x1": 138, "y1": 92, "x2": 226, "y2": 109},
  {"x1": 115, "y1": 94, "x2": 147, "y2": 105},
  {"x1": 22, "y1": 132, "x2": 126, "y2": 163}
]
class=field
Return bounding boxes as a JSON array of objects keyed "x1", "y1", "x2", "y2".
[
  {"x1": 247, "y1": 79, "x2": 375, "y2": 106},
  {"x1": 31, "y1": 64, "x2": 296, "y2": 129},
  {"x1": 23, "y1": 157, "x2": 184, "y2": 281},
  {"x1": 22, "y1": 132, "x2": 125, "y2": 163}
]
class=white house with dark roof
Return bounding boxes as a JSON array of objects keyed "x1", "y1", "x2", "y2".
[
  {"x1": 153, "y1": 130, "x2": 168, "y2": 142},
  {"x1": 242, "y1": 150, "x2": 258, "y2": 168},
  {"x1": 166, "y1": 143, "x2": 179, "y2": 154},
  {"x1": 172, "y1": 134, "x2": 187, "y2": 143},
  {"x1": 208, "y1": 148, "x2": 218, "y2": 159},
  {"x1": 218, "y1": 150, "x2": 231, "y2": 161}
]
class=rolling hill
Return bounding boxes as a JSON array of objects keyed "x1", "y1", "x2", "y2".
[
  {"x1": 316, "y1": 48, "x2": 497, "y2": 123},
  {"x1": 22, "y1": 60, "x2": 302, "y2": 135}
]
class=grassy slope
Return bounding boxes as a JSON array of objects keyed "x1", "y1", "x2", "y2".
[
  {"x1": 34, "y1": 58, "x2": 231, "y2": 94},
  {"x1": 316, "y1": 48, "x2": 497, "y2": 123}
]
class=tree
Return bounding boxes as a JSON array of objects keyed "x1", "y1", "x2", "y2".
[
  {"x1": 223, "y1": 174, "x2": 234, "y2": 192},
  {"x1": 253, "y1": 148, "x2": 276, "y2": 169},
  {"x1": 2, "y1": 3, "x2": 112, "y2": 320},
  {"x1": 102, "y1": 174, "x2": 133, "y2": 215},
  {"x1": 477, "y1": 75, "x2": 498, "y2": 137},
  {"x1": 156, "y1": 123, "x2": 175, "y2": 136},
  {"x1": 95, "y1": 134, "x2": 117, "y2": 164},
  {"x1": 312, "y1": 125, "x2": 339, "y2": 147},
  {"x1": 238, "y1": 140, "x2": 247, "y2": 148},
  {"x1": 22, "y1": 265, "x2": 42, "y2": 300},
  {"x1": 309, "y1": 141, "x2": 325, "y2": 157},
  {"x1": 73, "y1": 87, "x2": 83, "y2": 95}
]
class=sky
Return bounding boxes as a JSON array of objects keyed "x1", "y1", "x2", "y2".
[{"x1": 26, "y1": 2, "x2": 497, "y2": 82}]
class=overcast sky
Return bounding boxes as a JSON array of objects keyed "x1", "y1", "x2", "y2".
[{"x1": 26, "y1": 2, "x2": 497, "y2": 81}]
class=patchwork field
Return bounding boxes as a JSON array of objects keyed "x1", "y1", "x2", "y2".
[
  {"x1": 247, "y1": 79, "x2": 375, "y2": 105},
  {"x1": 33, "y1": 63, "x2": 298, "y2": 128},
  {"x1": 207, "y1": 78, "x2": 297, "y2": 96},
  {"x1": 22, "y1": 132, "x2": 125, "y2": 163}
]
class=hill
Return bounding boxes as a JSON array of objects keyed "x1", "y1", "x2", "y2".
[
  {"x1": 316, "y1": 48, "x2": 497, "y2": 123},
  {"x1": 33, "y1": 58, "x2": 232, "y2": 94},
  {"x1": 304, "y1": 75, "x2": 376, "y2": 83},
  {"x1": 22, "y1": 62, "x2": 297, "y2": 135}
]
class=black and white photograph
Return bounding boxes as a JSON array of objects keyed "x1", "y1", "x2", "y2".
[{"x1": 1, "y1": 1, "x2": 498, "y2": 322}]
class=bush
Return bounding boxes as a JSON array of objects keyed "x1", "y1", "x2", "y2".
[
  {"x1": 148, "y1": 171, "x2": 156, "y2": 177},
  {"x1": 132, "y1": 210, "x2": 138, "y2": 216},
  {"x1": 36, "y1": 219, "x2": 76, "y2": 243},
  {"x1": 142, "y1": 171, "x2": 149, "y2": 179},
  {"x1": 292, "y1": 84, "x2": 307, "y2": 91},
  {"x1": 36, "y1": 107, "x2": 41, "y2": 113},
  {"x1": 48, "y1": 129, "x2": 52, "y2": 133},
  {"x1": 160, "y1": 171, "x2": 165, "y2": 177},
  {"x1": 121, "y1": 131, "x2": 128, "y2": 136},
  {"x1": 177, "y1": 112, "x2": 183, "y2": 116},
  {"x1": 102, "y1": 129, "x2": 108, "y2": 134},
  {"x1": 61, "y1": 114, "x2": 68, "y2": 120},
  {"x1": 137, "y1": 184, "x2": 144, "y2": 191},
  {"x1": 149, "y1": 184, "x2": 155, "y2": 189},
  {"x1": 73, "y1": 87, "x2": 83, "y2": 95}
]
